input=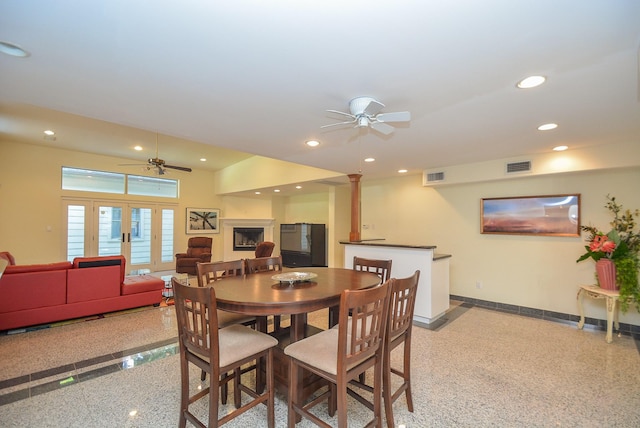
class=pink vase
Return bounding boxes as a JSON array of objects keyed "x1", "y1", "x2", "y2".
[{"x1": 596, "y1": 258, "x2": 618, "y2": 290}]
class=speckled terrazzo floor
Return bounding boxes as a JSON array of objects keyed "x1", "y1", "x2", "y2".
[{"x1": 0, "y1": 301, "x2": 638, "y2": 427}]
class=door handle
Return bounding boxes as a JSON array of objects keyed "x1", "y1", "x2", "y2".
[{"x1": 128, "y1": 233, "x2": 131, "y2": 243}]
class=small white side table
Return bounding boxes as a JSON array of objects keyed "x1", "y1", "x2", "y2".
[{"x1": 577, "y1": 284, "x2": 620, "y2": 343}]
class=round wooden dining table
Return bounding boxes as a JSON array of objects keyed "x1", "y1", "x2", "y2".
[
  {"x1": 212, "y1": 267, "x2": 382, "y2": 342},
  {"x1": 210, "y1": 266, "x2": 382, "y2": 401}
]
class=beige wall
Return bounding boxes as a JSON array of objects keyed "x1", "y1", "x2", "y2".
[
  {"x1": 359, "y1": 168, "x2": 640, "y2": 325},
  {"x1": 0, "y1": 141, "x2": 223, "y2": 262},
  {"x1": 2, "y1": 139, "x2": 640, "y2": 325}
]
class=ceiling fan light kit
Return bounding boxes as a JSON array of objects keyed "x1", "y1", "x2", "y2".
[{"x1": 322, "y1": 96, "x2": 410, "y2": 135}]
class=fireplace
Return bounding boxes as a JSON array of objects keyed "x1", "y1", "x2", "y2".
[
  {"x1": 233, "y1": 227, "x2": 264, "y2": 251},
  {"x1": 222, "y1": 219, "x2": 275, "y2": 260}
]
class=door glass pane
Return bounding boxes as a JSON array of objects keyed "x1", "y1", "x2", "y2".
[
  {"x1": 161, "y1": 209, "x2": 174, "y2": 263},
  {"x1": 67, "y1": 205, "x2": 85, "y2": 261},
  {"x1": 130, "y1": 207, "x2": 152, "y2": 265},
  {"x1": 98, "y1": 206, "x2": 123, "y2": 256}
]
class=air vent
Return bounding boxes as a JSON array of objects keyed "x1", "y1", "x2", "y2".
[
  {"x1": 426, "y1": 171, "x2": 445, "y2": 182},
  {"x1": 506, "y1": 161, "x2": 532, "y2": 174}
]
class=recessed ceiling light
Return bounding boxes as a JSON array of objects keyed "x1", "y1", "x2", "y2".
[
  {"x1": 517, "y1": 75, "x2": 546, "y2": 89},
  {"x1": 538, "y1": 123, "x2": 558, "y2": 131},
  {"x1": 200, "y1": 158, "x2": 207, "y2": 162},
  {"x1": 553, "y1": 145, "x2": 568, "y2": 151},
  {"x1": 305, "y1": 140, "x2": 320, "y2": 147},
  {"x1": 398, "y1": 169, "x2": 408, "y2": 173},
  {"x1": 0, "y1": 41, "x2": 30, "y2": 57},
  {"x1": 44, "y1": 130, "x2": 55, "y2": 136},
  {"x1": 364, "y1": 157, "x2": 375, "y2": 163},
  {"x1": 295, "y1": 185, "x2": 302, "y2": 189},
  {"x1": 274, "y1": 189, "x2": 280, "y2": 193},
  {"x1": 255, "y1": 191, "x2": 261, "y2": 195},
  {"x1": 134, "y1": 145, "x2": 143, "y2": 151}
]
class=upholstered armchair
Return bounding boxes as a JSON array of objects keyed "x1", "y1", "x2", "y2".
[
  {"x1": 254, "y1": 241, "x2": 275, "y2": 258},
  {"x1": 0, "y1": 252, "x2": 16, "y2": 266},
  {"x1": 175, "y1": 237, "x2": 212, "y2": 275}
]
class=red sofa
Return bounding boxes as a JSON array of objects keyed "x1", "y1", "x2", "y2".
[{"x1": 0, "y1": 255, "x2": 165, "y2": 331}]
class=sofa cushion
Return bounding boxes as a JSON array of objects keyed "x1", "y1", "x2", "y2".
[
  {"x1": 73, "y1": 256, "x2": 126, "y2": 284},
  {"x1": 67, "y1": 265, "x2": 121, "y2": 303},
  {"x1": 0, "y1": 270, "x2": 67, "y2": 313},
  {"x1": 122, "y1": 275, "x2": 165, "y2": 295},
  {"x1": 4, "y1": 261, "x2": 72, "y2": 275}
]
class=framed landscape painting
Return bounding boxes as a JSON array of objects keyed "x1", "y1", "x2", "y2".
[
  {"x1": 186, "y1": 208, "x2": 220, "y2": 234},
  {"x1": 481, "y1": 194, "x2": 580, "y2": 237}
]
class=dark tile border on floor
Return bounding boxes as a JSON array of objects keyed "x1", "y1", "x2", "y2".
[
  {"x1": 450, "y1": 294, "x2": 640, "y2": 346},
  {"x1": 0, "y1": 336, "x2": 179, "y2": 406}
]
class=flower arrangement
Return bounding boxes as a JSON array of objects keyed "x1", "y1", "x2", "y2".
[{"x1": 577, "y1": 195, "x2": 640, "y2": 312}]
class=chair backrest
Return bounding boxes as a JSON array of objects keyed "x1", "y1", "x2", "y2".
[
  {"x1": 254, "y1": 241, "x2": 275, "y2": 258},
  {"x1": 172, "y1": 277, "x2": 220, "y2": 371},
  {"x1": 246, "y1": 255, "x2": 283, "y2": 274},
  {"x1": 353, "y1": 256, "x2": 392, "y2": 283},
  {"x1": 196, "y1": 259, "x2": 245, "y2": 287},
  {"x1": 337, "y1": 279, "x2": 392, "y2": 371},
  {"x1": 388, "y1": 270, "x2": 420, "y2": 342},
  {"x1": 186, "y1": 237, "x2": 212, "y2": 257}
]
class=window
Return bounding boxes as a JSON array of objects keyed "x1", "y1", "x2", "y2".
[
  {"x1": 62, "y1": 167, "x2": 178, "y2": 198},
  {"x1": 127, "y1": 175, "x2": 178, "y2": 198},
  {"x1": 62, "y1": 167, "x2": 125, "y2": 194}
]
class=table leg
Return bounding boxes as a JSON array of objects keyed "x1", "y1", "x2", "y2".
[
  {"x1": 328, "y1": 305, "x2": 339, "y2": 328},
  {"x1": 605, "y1": 296, "x2": 615, "y2": 343},
  {"x1": 577, "y1": 288, "x2": 585, "y2": 330}
]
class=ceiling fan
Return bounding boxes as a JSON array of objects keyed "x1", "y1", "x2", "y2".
[
  {"x1": 122, "y1": 134, "x2": 192, "y2": 175},
  {"x1": 321, "y1": 96, "x2": 411, "y2": 135}
]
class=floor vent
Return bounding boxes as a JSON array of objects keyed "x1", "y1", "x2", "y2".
[
  {"x1": 506, "y1": 160, "x2": 532, "y2": 174},
  {"x1": 426, "y1": 171, "x2": 445, "y2": 182}
]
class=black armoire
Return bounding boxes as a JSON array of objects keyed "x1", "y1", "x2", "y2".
[{"x1": 280, "y1": 223, "x2": 326, "y2": 267}]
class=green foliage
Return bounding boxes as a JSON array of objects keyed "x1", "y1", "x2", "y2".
[{"x1": 578, "y1": 195, "x2": 640, "y2": 313}]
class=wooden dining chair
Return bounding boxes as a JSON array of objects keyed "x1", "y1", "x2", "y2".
[
  {"x1": 349, "y1": 270, "x2": 421, "y2": 428},
  {"x1": 196, "y1": 260, "x2": 257, "y2": 399},
  {"x1": 284, "y1": 279, "x2": 393, "y2": 428},
  {"x1": 173, "y1": 278, "x2": 277, "y2": 428},
  {"x1": 196, "y1": 260, "x2": 256, "y2": 328},
  {"x1": 353, "y1": 256, "x2": 392, "y2": 283},
  {"x1": 246, "y1": 255, "x2": 284, "y2": 332}
]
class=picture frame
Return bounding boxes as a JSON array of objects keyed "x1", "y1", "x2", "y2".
[
  {"x1": 481, "y1": 194, "x2": 580, "y2": 237},
  {"x1": 186, "y1": 208, "x2": 220, "y2": 234}
]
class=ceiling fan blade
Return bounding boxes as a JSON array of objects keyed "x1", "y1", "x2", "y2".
[
  {"x1": 370, "y1": 121, "x2": 395, "y2": 135},
  {"x1": 376, "y1": 111, "x2": 411, "y2": 123},
  {"x1": 363, "y1": 100, "x2": 385, "y2": 116},
  {"x1": 164, "y1": 164, "x2": 192, "y2": 172},
  {"x1": 321, "y1": 119, "x2": 357, "y2": 129},
  {"x1": 326, "y1": 109, "x2": 355, "y2": 119}
]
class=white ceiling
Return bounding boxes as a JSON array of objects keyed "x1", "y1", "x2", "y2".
[{"x1": 1, "y1": 1, "x2": 639, "y2": 192}]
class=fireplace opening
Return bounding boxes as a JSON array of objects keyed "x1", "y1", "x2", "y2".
[{"x1": 233, "y1": 227, "x2": 264, "y2": 251}]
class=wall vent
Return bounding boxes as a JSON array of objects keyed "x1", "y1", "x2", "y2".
[
  {"x1": 426, "y1": 171, "x2": 445, "y2": 182},
  {"x1": 505, "y1": 160, "x2": 532, "y2": 174}
]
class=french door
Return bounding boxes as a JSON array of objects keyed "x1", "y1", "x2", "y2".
[{"x1": 63, "y1": 199, "x2": 176, "y2": 272}]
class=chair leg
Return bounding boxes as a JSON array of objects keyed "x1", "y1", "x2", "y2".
[
  {"x1": 383, "y1": 351, "x2": 394, "y2": 428},
  {"x1": 233, "y1": 368, "x2": 242, "y2": 408},
  {"x1": 273, "y1": 315, "x2": 281, "y2": 332},
  {"x1": 288, "y1": 358, "x2": 299, "y2": 427},
  {"x1": 179, "y1": 353, "x2": 189, "y2": 428},
  {"x1": 266, "y1": 349, "x2": 275, "y2": 428},
  {"x1": 209, "y1": 367, "x2": 220, "y2": 428},
  {"x1": 337, "y1": 380, "x2": 348, "y2": 428},
  {"x1": 373, "y1": 356, "x2": 383, "y2": 428},
  {"x1": 403, "y1": 339, "x2": 414, "y2": 412}
]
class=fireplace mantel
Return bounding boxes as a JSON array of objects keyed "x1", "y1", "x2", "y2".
[{"x1": 221, "y1": 218, "x2": 275, "y2": 260}]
